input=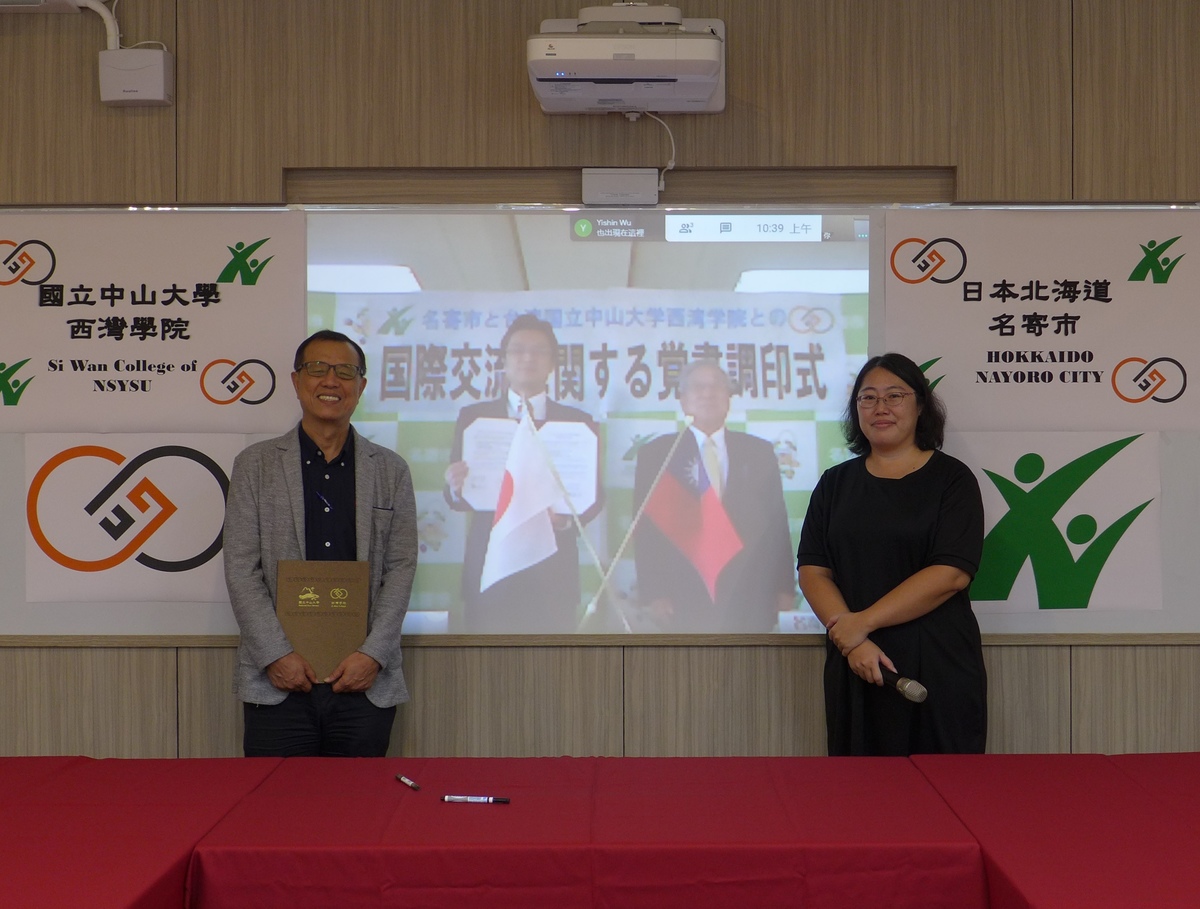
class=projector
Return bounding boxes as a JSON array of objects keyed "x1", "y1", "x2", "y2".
[{"x1": 528, "y1": 4, "x2": 725, "y2": 114}]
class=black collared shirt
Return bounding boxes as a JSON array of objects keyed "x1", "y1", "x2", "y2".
[{"x1": 298, "y1": 425, "x2": 357, "y2": 561}]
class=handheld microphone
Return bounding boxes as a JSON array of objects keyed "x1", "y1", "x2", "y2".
[{"x1": 879, "y1": 666, "x2": 928, "y2": 703}]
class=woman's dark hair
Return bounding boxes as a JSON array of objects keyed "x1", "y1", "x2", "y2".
[
  {"x1": 293, "y1": 329, "x2": 366, "y2": 372},
  {"x1": 842, "y1": 352, "x2": 947, "y2": 455}
]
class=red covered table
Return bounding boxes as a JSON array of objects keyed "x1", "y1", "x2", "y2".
[
  {"x1": 0, "y1": 754, "x2": 90, "y2": 804},
  {"x1": 1110, "y1": 751, "x2": 1200, "y2": 823},
  {"x1": 186, "y1": 756, "x2": 986, "y2": 909},
  {"x1": 0, "y1": 757, "x2": 280, "y2": 909},
  {"x1": 914, "y1": 753, "x2": 1200, "y2": 909}
]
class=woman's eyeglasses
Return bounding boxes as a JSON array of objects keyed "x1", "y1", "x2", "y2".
[{"x1": 855, "y1": 391, "x2": 914, "y2": 409}]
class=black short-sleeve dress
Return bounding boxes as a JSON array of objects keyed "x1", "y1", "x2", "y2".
[{"x1": 796, "y1": 449, "x2": 987, "y2": 756}]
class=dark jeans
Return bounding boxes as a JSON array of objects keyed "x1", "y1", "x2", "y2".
[{"x1": 243, "y1": 684, "x2": 396, "y2": 757}]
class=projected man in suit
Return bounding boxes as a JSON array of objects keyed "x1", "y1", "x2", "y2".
[
  {"x1": 443, "y1": 314, "x2": 603, "y2": 633},
  {"x1": 633, "y1": 359, "x2": 796, "y2": 633}
]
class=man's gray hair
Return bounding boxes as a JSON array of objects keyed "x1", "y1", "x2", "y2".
[{"x1": 677, "y1": 358, "x2": 737, "y2": 395}]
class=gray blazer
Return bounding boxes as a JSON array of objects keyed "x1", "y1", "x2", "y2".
[{"x1": 223, "y1": 425, "x2": 418, "y2": 707}]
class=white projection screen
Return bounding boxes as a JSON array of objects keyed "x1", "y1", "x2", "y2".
[{"x1": 306, "y1": 205, "x2": 876, "y2": 635}]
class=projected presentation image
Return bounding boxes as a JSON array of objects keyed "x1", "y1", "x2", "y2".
[{"x1": 307, "y1": 206, "x2": 873, "y2": 634}]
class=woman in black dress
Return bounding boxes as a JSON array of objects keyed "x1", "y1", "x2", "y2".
[{"x1": 796, "y1": 353, "x2": 987, "y2": 756}]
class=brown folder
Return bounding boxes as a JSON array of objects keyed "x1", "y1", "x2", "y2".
[{"x1": 275, "y1": 560, "x2": 369, "y2": 680}]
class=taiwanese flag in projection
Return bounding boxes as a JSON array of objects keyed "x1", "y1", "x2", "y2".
[{"x1": 642, "y1": 438, "x2": 743, "y2": 600}]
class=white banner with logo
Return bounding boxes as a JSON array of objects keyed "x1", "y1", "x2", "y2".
[
  {"x1": 885, "y1": 211, "x2": 1194, "y2": 431},
  {"x1": 1, "y1": 210, "x2": 304, "y2": 432},
  {"x1": 944, "y1": 431, "x2": 1162, "y2": 613},
  {"x1": 25, "y1": 433, "x2": 243, "y2": 603}
]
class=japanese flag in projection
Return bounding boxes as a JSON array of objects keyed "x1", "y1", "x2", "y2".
[{"x1": 479, "y1": 411, "x2": 560, "y2": 591}]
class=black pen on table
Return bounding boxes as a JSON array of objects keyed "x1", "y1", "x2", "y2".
[
  {"x1": 442, "y1": 795, "x2": 510, "y2": 804},
  {"x1": 396, "y1": 774, "x2": 420, "y2": 790}
]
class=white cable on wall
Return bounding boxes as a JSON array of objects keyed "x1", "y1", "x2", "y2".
[{"x1": 76, "y1": 0, "x2": 119, "y2": 50}]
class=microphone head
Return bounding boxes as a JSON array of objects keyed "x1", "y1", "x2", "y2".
[{"x1": 897, "y1": 678, "x2": 928, "y2": 703}]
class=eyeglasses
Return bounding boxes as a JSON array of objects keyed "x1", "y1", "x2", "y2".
[
  {"x1": 297, "y1": 361, "x2": 365, "y2": 380},
  {"x1": 855, "y1": 391, "x2": 914, "y2": 409}
]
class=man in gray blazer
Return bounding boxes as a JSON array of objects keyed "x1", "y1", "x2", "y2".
[{"x1": 223, "y1": 329, "x2": 418, "y2": 756}]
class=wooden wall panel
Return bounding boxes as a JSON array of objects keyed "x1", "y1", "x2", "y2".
[
  {"x1": 983, "y1": 645, "x2": 1071, "y2": 753},
  {"x1": 623, "y1": 644, "x2": 826, "y2": 756},
  {"x1": 0, "y1": 647, "x2": 177, "y2": 757},
  {"x1": 951, "y1": 0, "x2": 1073, "y2": 201},
  {"x1": 176, "y1": 644, "x2": 627, "y2": 759},
  {"x1": 120, "y1": 641, "x2": 1084, "y2": 758},
  {"x1": 178, "y1": 0, "x2": 553, "y2": 202},
  {"x1": 177, "y1": 647, "x2": 241, "y2": 758},
  {"x1": 396, "y1": 645, "x2": 624, "y2": 757},
  {"x1": 2, "y1": 641, "x2": 1198, "y2": 757},
  {"x1": 176, "y1": 1, "x2": 1070, "y2": 203},
  {"x1": 1074, "y1": 1, "x2": 1200, "y2": 201},
  {"x1": 7, "y1": 1, "x2": 1200, "y2": 203},
  {"x1": 0, "y1": 0, "x2": 175, "y2": 204},
  {"x1": 728, "y1": 1, "x2": 954, "y2": 168},
  {"x1": 1071, "y1": 645, "x2": 1200, "y2": 753}
]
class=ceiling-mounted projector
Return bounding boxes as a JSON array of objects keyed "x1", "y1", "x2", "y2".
[{"x1": 528, "y1": 3, "x2": 725, "y2": 115}]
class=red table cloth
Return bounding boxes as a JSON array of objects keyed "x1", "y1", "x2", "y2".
[
  {"x1": 0, "y1": 757, "x2": 280, "y2": 909},
  {"x1": 1110, "y1": 751, "x2": 1200, "y2": 824},
  {"x1": 17, "y1": 753, "x2": 1199, "y2": 909},
  {"x1": 186, "y1": 756, "x2": 986, "y2": 909},
  {"x1": 914, "y1": 753, "x2": 1200, "y2": 909},
  {"x1": 0, "y1": 754, "x2": 89, "y2": 804}
]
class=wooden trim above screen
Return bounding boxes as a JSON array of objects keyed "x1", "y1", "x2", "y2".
[{"x1": 286, "y1": 167, "x2": 956, "y2": 205}]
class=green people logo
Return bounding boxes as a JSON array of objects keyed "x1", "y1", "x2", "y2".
[
  {"x1": 574, "y1": 219, "x2": 593, "y2": 238},
  {"x1": 1, "y1": 358, "x2": 34, "y2": 405},
  {"x1": 1128, "y1": 236, "x2": 1184, "y2": 284},
  {"x1": 379, "y1": 305, "x2": 415, "y2": 336},
  {"x1": 972, "y1": 435, "x2": 1152, "y2": 609},
  {"x1": 217, "y1": 238, "x2": 274, "y2": 285},
  {"x1": 918, "y1": 356, "x2": 944, "y2": 390}
]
